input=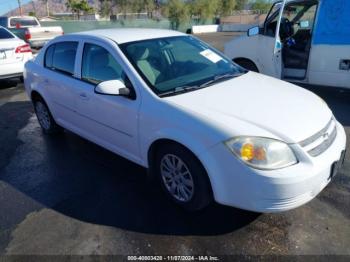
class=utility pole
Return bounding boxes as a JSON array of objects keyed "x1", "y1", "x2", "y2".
[
  {"x1": 31, "y1": 1, "x2": 37, "y2": 16},
  {"x1": 17, "y1": 0, "x2": 23, "y2": 16},
  {"x1": 46, "y1": 0, "x2": 50, "y2": 17}
]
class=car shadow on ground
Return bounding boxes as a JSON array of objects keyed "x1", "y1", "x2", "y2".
[
  {"x1": 0, "y1": 100, "x2": 259, "y2": 236},
  {"x1": 0, "y1": 79, "x2": 21, "y2": 90}
]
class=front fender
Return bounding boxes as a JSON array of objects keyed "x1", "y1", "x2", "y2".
[
  {"x1": 141, "y1": 127, "x2": 219, "y2": 170},
  {"x1": 224, "y1": 35, "x2": 261, "y2": 69}
]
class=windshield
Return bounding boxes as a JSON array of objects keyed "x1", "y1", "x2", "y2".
[{"x1": 120, "y1": 36, "x2": 246, "y2": 96}]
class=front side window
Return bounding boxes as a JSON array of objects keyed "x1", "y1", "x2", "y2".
[
  {"x1": 81, "y1": 43, "x2": 125, "y2": 85},
  {"x1": 44, "y1": 42, "x2": 78, "y2": 76},
  {"x1": 120, "y1": 36, "x2": 245, "y2": 96}
]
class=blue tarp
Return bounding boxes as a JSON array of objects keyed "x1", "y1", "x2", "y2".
[{"x1": 313, "y1": 0, "x2": 350, "y2": 45}]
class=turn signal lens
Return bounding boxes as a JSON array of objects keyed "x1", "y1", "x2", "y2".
[{"x1": 241, "y1": 143, "x2": 254, "y2": 161}]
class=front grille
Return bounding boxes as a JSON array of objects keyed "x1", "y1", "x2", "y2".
[{"x1": 299, "y1": 118, "x2": 337, "y2": 157}]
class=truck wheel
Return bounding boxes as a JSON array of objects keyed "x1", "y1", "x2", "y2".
[
  {"x1": 235, "y1": 59, "x2": 259, "y2": 72},
  {"x1": 34, "y1": 98, "x2": 63, "y2": 134},
  {"x1": 155, "y1": 143, "x2": 213, "y2": 211}
]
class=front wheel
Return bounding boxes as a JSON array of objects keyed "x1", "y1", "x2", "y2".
[
  {"x1": 34, "y1": 99, "x2": 62, "y2": 134},
  {"x1": 155, "y1": 143, "x2": 213, "y2": 211}
]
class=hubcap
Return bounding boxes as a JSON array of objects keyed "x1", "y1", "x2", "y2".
[
  {"x1": 160, "y1": 154, "x2": 194, "y2": 202},
  {"x1": 35, "y1": 102, "x2": 51, "y2": 130}
]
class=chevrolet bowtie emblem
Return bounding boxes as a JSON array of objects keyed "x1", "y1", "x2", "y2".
[{"x1": 323, "y1": 133, "x2": 330, "y2": 140}]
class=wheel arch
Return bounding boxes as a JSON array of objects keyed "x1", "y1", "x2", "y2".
[
  {"x1": 146, "y1": 137, "x2": 211, "y2": 181},
  {"x1": 233, "y1": 57, "x2": 260, "y2": 72},
  {"x1": 31, "y1": 90, "x2": 44, "y2": 102},
  {"x1": 147, "y1": 137, "x2": 214, "y2": 197}
]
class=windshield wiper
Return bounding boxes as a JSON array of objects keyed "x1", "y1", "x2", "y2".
[
  {"x1": 199, "y1": 73, "x2": 243, "y2": 88},
  {"x1": 159, "y1": 85, "x2": 199, "y2": 97}
]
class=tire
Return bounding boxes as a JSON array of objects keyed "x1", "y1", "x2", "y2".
[
  {"x1": 155, "y1": 143, "x2": 213, "y2": 211},
  {"x1": 33, "y1": 98, "x2": 63, "y2": 134},
  {"x1": 235, "y1": 59, "x2": 259, "y2": 72}
]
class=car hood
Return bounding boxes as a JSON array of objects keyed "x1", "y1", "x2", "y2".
[{"x1": 164, "y1": 72, "x2": 332, "y2": 143}]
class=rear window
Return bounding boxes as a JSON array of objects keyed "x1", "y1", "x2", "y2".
[
  {"x1": 9, "y1": 17, "x2": 39, "y2": 27},
  {"x1": 45, "y1": 42, "x2": 78, "y2": 76},
  {"x1": 0, "y1": 27, "x2": 15, "y2": 39}
]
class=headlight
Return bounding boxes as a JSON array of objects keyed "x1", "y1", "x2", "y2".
[{"x1": 225, "y1": 137, "x2": 298, "y2": 170}]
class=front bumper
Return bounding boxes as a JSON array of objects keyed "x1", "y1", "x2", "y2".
[{"x1": 200, "y1": 121, "x2": 347, "y2": 213}]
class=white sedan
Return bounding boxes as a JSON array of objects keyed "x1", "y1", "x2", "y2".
[
  {"x1": 0, "y1": 26, "x2": 32, "y2": 80},
  {"x1": 24, "y1": 29, "x2": 346, "y2": 212}
]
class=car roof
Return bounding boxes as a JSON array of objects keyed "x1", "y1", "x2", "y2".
[{"x1": 73, "y1": 28, "x2": 186, "y2": 44}]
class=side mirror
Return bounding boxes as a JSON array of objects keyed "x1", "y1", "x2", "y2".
[
  {"x1": 247, "y1": 26, "x2": 260, "y2": 37},
  {"x1": 95, "y1": 80, "x2": 130, "y2": 96}
]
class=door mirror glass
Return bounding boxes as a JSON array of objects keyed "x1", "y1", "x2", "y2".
[
  {"x1": 95, "y1": 80, "x2": 130, "y2": 96},
  {"x1": 300, "y1": 20, "x2": 310, "y2": 28},
  {"x1": 248, "y1": 26, "x2": 260, "y2": 37}
]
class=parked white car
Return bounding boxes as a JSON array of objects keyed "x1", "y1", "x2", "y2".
[
  {"x1": 24, "y1": 29, "x2": 346, "y2": 212},
  {"x1": 0, "y1": 26, "x2": 32, "y2": 80},
  {"x1": 225, "y1": 0, "x2": 350, "y2": 89}
]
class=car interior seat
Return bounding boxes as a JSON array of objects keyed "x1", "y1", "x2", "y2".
[
  {"x1": 89, "y1": 50, "x2": 119, "y2": 82},
  {"x1": 283, "y1": 30, "x2": 312, "y2": 69},
  {"x1": 133, "y1": 46, "x2": 161, "y2": 85}
]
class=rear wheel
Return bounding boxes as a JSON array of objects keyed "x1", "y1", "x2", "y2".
[
  {"x1": 234, "y1": 59, "x2": 259, "y2": 72},
  {"x1": 33, "y1": 99, "x2": 62, "y2": 134},
  {"x1": 155, "y1": 143, "x2": 212, "y2": 211}
]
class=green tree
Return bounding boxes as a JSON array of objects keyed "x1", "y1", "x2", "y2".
[
  {"x1": 189, "y1": 0, "x2": 219, "y2": 24},
  {"x1": 66, "y1": 0, "x2": 94, "y2": 19},
  {"x1": 164, "y1": 0, "x2": 189, "y2": 30},
  {"x1": 144, "y1": 0, "x2": 156, "y2": 18},
  {"x1": 217, "y1": 0, "x2": 237, "y2": 16},
  {"x1": 235, "y1": 0, "x2": 248, "y2": 10},
  {"x1": 251, "y1": 0, "x2": 272, "y2": 12},
  {"x1": 99, "y1": 0, "x2": 112, "y2": 17},
  {"x1": 113, "y1": 0, "x2": 129, "y2": 18},
  {"x1": 130, "y1": 0, "x2": 154, "y2": 18}
]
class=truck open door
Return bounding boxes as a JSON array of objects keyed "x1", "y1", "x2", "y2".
[
  {"x1": 272, "y1": 0, "x2": 287, "y2": 79},
  {"x1": 254, "y1": 0, "x2": 286, "y2": 78}
]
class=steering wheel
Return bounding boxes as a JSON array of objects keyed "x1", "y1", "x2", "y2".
[{"x1": 280, "y1": 17, "x2": 294, "y2": 40}]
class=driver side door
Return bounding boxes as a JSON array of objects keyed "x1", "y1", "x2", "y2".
[{"x1": 74, "y1": 40, "x2": 142, "y2": 163}]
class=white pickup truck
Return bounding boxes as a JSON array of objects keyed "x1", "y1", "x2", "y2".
[
  {"x1": 0, "y1": 16, "x2": 63, "y2": 49},
  {"x1": 225, "y1": 0, "x2": 350, "y2": 89}
]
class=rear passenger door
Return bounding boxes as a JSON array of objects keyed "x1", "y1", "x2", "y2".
[
  {"x1": 75, "y1": 40, "x2": 141, "y2": 162},
  {"x1": 43, "y1": 41, "x2": 81, "y2": 129}
]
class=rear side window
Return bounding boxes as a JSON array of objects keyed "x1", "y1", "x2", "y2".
[
  {"x1": 44, "y1": 42, "x2": 78, "y2": 76},
  {"x1": 0, "y1": 27, "x2": 15, "y2": 39},
  {"x1": 44, "y1": 45, "x2": 55, "y2": 68}
]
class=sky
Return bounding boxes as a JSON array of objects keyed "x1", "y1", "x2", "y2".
[{"x1": 0, "y1": 0, "x2": 32, "y2": 16}]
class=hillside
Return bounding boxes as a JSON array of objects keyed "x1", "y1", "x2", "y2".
[{"x1": 5, "y1": 0, "x2": 98, "y2": 17}]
